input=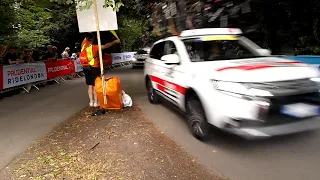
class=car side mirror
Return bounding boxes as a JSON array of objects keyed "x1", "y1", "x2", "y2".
[
  {"x1": 161, "y1": 54, "x2": 180, "y2": 65},
  {"x1": 256, "y1": 49, "x2": 272, "y2": 56}
]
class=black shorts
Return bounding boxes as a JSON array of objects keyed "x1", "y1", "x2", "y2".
[{"x1": 83, "y1": 66, "x2": 100, "y2": 86}]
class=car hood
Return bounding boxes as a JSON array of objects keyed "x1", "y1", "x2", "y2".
[{"x1": 191, "y1": 57, "x2": 319, "y2": 82}]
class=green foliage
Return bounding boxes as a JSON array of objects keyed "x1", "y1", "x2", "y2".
[
  {"x1": 0, "y1": 0, "x2": 16, "y2": 43},
  {"x1": 296, "y1": 36, "x2": 320, "y2": 55},
  {"x1": 117, "y1": 16, "x2": 144, "y2": 51},
  {"x1": 50, "y1": 0, "x2": 124, "y2": 12},
  {"x1": 45, "y1": 4, "x2": 78, "y2": 46},
  {"x1": 0, "y1": 2, "x2": 53, "y2": 48}
]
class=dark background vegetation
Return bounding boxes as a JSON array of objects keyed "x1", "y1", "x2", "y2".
[{"x1": 0, "y1": 0, "x2": 319, "y2": 56}]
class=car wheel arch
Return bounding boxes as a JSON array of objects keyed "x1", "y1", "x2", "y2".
[
  {"x1": 184, "y1": 88, "x2": 205, "y2": 111},
  {"x1": 145, "y1": 75, "x2": 151, "y2": 88}
]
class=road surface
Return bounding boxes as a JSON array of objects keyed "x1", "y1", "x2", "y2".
[
  {"x1": 0, "y1": 79, "x2": 88, "y2": 169},
  {"x1": 1, "y1": 66, "x2": 320, "y2": 180}
]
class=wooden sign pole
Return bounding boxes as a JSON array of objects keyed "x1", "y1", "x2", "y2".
[{"x1": 92, "y1": 0, "x2": 107, "y2": 105}]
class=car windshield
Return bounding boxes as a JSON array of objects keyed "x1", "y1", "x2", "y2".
[
  {"x1": 183, "y1": 36, "x2": 263, "y2": 62},
  {"x1": 137, "y1": 49, "x2": 149, "y2": 54}
]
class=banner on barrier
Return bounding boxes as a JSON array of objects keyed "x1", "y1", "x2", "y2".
[
  {"x1": 112, "y1": 52, "x2": 136, "y2": 64},
  {"x1": 2, "y1": 62, "x2": 47, "y2": 89},
  {"x1": 74, "y1": 58, "x2": 83, "y2": 73},
  {"x1": 103, "y1": 54, "x2": 113, "y2": 66},
  {"x1": 45, "y1": 60, "x2": 75, "y2": 80},
  {"x1": 0, "y1": 66, "x2": 3, "y2": 90},
  {"x1": 0, "y1": 53, "x2": 138, "y2": 90}
]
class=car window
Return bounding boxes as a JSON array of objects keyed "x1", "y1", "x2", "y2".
[
  {"x1": 183, "y1": 37, "x2": 259, "y2": 62},
  {"x1": 137, "y1": 50, "x2": 148, "y2": 54},
  {"x1": 164, "y1": 41, "x2": 178, "y2": 55},
  {"x1": 150, "y1": 42, "x2": 165, "y2": 60}
]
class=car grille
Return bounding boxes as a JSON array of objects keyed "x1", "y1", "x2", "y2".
[
  {"x1": 249, "y1": 79, "x2": 319, "y2": 96},
  {"x1": 237, "y1": 92, "x2": 320, "y2": 128},
  {"x1": 137, "y1": 58, "x2": 145, "y2": 62},
  {"x1": 268, "y1": 92, "x2": 319, "y2": 113}
]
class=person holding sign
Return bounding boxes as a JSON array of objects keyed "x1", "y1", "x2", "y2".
[{"x1": 80, "y1": 33, "x2": 120, "y2": 107}]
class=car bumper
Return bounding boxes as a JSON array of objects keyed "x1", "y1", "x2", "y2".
[
  {"x1": 132, "y1": 61, "x2": 145, "y2": 66},
  {"x1": 206, "y1": 91, "x2": 320, "y2": 139},
  {"x1": 223, "y1": 116, "x2": 320, "y2": 139}
]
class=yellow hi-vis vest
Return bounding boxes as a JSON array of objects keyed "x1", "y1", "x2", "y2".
[{"x1": 81, "y1": 44, "x2": 94, "y2": 66}]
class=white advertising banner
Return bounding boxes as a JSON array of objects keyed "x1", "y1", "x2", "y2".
[
  {"x1": 76, "y1": 0, "x2": 118, "y2": 32},
  {"x1": 74, "y1": 58, "x2": 83, "y2": 72},
  {"x1": 112, "y1": 52, "x2": 136, "y2": 65},
  {"x1": 2, "y1": 62, "x2": 47, "y2": 89}
]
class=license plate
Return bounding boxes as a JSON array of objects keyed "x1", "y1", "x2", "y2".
[{"x1": 280, "y1": 103, "x2": 320, "y2": 118}]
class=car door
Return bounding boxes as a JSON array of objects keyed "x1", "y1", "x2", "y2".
[
  {"x1": 157, "y1": 40, "x2": 187, "y2": 106},
  {"x1": 147, "y1": 41, "x2": 168, "y2": 96}
]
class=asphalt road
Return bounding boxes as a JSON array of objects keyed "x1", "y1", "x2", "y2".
[
  {"x1": 0, "y1": 79, "x2": 88, "y2": 169},
  {"x1": 1, "y1": 66, "x2": 320, "y2": 180}
]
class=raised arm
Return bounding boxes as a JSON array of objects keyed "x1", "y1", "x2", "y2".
[{"x1": 101, "y1": 39, "x2": 121, "y2": 50}]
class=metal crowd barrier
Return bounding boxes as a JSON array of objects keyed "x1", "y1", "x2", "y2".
[{"x1": 0, "y1": 61, "x2": 133, "y2": 95}]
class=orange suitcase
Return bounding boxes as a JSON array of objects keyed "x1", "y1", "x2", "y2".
[{"x1": 95, "y1": 76, "x2": 123, "y2": 110}]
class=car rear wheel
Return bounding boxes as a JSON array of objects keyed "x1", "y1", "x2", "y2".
[
  {"x1": 147, "y1": 79, "x2": 160, "y2": 104},
  {"x1": 186, "y1": 94, "x2": 211, "y2": 141}
]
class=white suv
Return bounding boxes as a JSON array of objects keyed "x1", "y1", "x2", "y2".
[{"x1": 144, "y1": 28, "x2": 320, "y2": 140}]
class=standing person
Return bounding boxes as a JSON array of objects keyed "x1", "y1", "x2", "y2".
[
  {"x1": 80, "y1": 33, "x2": 120, "y2": 107},
  {"x1": 41, "y1": 45, "x2": 55, "y2": 61},
  {"x1": 24, "y1": 48, "x2": 33, "y2": 63},
  {"x1": 61, "y1": 47, "x2": 70, "y2": 59},
  {"x1": 17, "y1": 53, "x2": 25, "y2": 64},
  {"x1": 4, "y1": 47, "x2": 19, "y2": 65},
  {"x1": 52, "y1": 46, "x2": 59, "y2": 60}
]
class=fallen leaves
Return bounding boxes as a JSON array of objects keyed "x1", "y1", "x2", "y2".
[{"x1": 0, "y1": 106, "x2": 222, "y2": 180}]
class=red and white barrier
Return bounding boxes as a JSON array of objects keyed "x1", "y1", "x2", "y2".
[
  {"x1": 0, "y1": 62, "x2": 47, "y2": 90},
  {"x1": 45, "y1": 60, "x2": 76, "y2": 80},
  {"x1": 0, "y1": 52, "x2": 136, "y2": 92}
]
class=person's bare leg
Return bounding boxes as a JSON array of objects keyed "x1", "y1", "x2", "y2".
[
  {"x1": 93, "y1": 86, "x2": 99, "y2": 107},
  {"x1": 88, "y1": 85, "x2": 94, "y2": 106}
]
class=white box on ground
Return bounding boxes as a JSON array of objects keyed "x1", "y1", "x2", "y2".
[
  {"x1": 281, "y1": 103, "x2": 319, "y2": 118},
  {"x1": 76, "y1": 0, "x2": 118, "y2": 32}
]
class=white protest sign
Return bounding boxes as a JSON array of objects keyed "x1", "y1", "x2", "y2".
[{"x1": 76, "y1": 0, "x2": 118, "y2": 32}]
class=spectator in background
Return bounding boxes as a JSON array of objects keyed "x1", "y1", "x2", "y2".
[
  {"x1": 17, "y1": 53, "x2": 25, "y2": 64},
  {"x1": 52, "y1": 46, "x2": 59, "y2": 60},
  {"x1": 61, "y1": 47, "x2": 70, "y2": 59},
  {"x1": 71, "y1": 53, "x2": 77, "y2": 60},
  {"x1": 4, "y1": 47, "x2": 19, "y2": 65},
  {"x1": 24, "y1": 48, "x2": 33, "y2": 63},
  {"x1": 32, "y1": 50, "x2": 41, "y2": 61},
  {"x1": 42, "y1": 45, "x2": 55, "y2": 61}
]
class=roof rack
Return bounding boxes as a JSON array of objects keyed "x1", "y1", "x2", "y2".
[{"x1": 180, "y1": 28, "x2": 243, "y2": 37}]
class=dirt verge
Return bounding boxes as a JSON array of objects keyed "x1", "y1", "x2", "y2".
[{"x1": 0, "y1": 105, "x2": 223, "y2": 180}]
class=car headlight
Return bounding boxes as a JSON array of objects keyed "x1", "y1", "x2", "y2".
[
  {"x1": 311, "y1": 77, "x2": 320, "y2": 91},
  {"x1": 213, "y1": 81, "x2": 273, "y2": 97},
  {"x1": 132, "y1": 58, "x2": 137, "y2": 61},
  {"x1": 310, "y1": 77, "x2": 320, "y2": 83}
]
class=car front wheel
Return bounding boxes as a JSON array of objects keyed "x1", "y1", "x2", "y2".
[
  {"x1": 186, "y1": 94, "x2": 211, "y2": 141},
  {"x1": 147, "y1": 79, "x2": 160, "y2": 104}
]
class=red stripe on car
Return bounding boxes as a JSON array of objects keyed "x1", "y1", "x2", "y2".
[
  {"x1": 157, "y1": 84, "x2": 166, "y2": 93},
  {"x1": 278, "y1": 61, "x2": 303, "y2": 64},
  {"x1": 150, "y1": 75, "x2": 187, "y2": 95},
  {"x1": 216, "y1": 64, "x2": 274, "y2": 71},
  {"x1": 216, "y1": 61, "x2": 303, "y2": 72}
]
